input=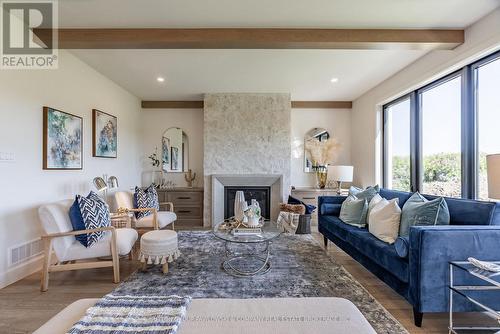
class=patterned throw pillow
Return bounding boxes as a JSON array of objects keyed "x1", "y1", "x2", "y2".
[
  {"x1": 76, "y1": 191, "x2": 111, "y2": 248},
  {"x1": 134, "y1": 185, "x2": 160, "y2": 219}
]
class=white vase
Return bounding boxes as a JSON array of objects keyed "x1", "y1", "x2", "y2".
[{"x1": 234, "y1": 191, "x2": 246, "y2": 222}]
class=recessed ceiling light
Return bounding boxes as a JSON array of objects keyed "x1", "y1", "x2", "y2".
[
  {"x1": 330, "y1": 77, "x2": 339, "y2": 83},
  {"x1": 157, "y1": 77, "x2": 165, "y2": 83}
]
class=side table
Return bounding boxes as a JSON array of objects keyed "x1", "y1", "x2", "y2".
[
  {"x1": 110, "y1": 213, "x2": 132, "y2": 228},
  {"x1": 449, "y1": 261, "x2": 500, "y2": 333}
]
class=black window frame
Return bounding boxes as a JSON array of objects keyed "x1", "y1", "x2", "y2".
[{"x1": 382, "y1": 49, "x2": 500, "y2": 199}]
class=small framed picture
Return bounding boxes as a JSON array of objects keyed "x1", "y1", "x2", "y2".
[
  {"x1": 43, "y1": 107, "x2": 83, "y2": 170},
  {"x1": 92, "y1": 109, "x2": 117, "y2": 158}
]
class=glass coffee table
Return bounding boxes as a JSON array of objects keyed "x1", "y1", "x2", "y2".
[
  {"x1": 213, "y1": 220, "x2": 282, "y2": 277},
  {"x1": 449, "y1": 261, "x2": 500, "y2": 333}
]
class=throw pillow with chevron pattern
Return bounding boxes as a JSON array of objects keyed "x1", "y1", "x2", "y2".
[
  {"x1": 77, "y1": 191, "x2": 111, "y2": 248},
  {"x1": 134, "y1": 185, "x2": 160, "y2": 220}
]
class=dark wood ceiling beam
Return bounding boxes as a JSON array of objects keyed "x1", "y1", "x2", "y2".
[
  {"x1": 142, "y1": 101, "x2": 353, "y2": 109},
  {"x1": 33, "y1": 28, "x2": 464, "y2": 50}
]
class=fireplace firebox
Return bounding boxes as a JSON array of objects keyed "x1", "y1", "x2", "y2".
[{"x1": 224, "y1": 186, "x2": 271, "y2": 219}]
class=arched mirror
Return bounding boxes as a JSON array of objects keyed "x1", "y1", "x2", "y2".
[
  {"x1": 304, "y1": 127, "x2": 330, "y2": 172},
  {"x1": 162, "y1": 127, "x2": 189, "y2": 173}
]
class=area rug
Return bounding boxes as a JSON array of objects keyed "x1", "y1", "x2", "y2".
[{"x1": 114, "y1": 231, "x2": 409, "y2": 334}]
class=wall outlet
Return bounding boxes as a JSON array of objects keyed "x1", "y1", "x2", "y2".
[{"x1": 0, "y1": 152, "x2": 15, "y2": 162}]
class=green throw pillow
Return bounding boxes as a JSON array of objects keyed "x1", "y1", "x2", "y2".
[
  {"x1": 399, "y1": 192, "x2": 450, "y2": 237},
  {"x1": 339, "y1": 195, "x2": 368, "y2": 228},
  {"x1": 349, "y1": 185, "x2": 380, "y2": 203}
]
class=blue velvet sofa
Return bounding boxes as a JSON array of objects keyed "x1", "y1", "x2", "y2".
[{"x1": 318, "y1": 188, "x2": 500, "y2": 327}]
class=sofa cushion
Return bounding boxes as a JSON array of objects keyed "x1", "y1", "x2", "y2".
[
  {"x1": 378, "y1": 189, "x2": 412, "y2": 208},
  {"x1": 394, "y1": 236, "x2": 410, "y2": 259},
  {"x1": 399, "y1": 192, "x2": 450, "y2": 237},
  {"x1": 346, "y1": 228, "x2": 409, "y2": 283},
  {"x1": 320, "y1": 215, "x2": 409, "y2": 282},
  {"x1": 339, "y1": 195, "x2": 368, "y2": 227}
]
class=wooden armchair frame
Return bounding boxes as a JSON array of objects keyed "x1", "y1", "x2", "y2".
[
  {"x1": 126, "y1": 202, "x2": 175, "y2": 232},
  {"x1": 40, "y1": 226, "x2": 119, "y2": 292}
]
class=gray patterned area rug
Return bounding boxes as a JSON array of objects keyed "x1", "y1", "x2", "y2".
[{"x1": 114, "y1": 231, "x2": 408, "y2": 334}]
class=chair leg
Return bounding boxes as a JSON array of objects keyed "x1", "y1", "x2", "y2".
[
  {"x1": 323, "y1": 236, "x2": 328, "y2": 249},
  {"x1": 40, "y1": 238, "x2": 52, "y2": 292},
  {"x1": 413, "y1": 307, "x2": 423, "y2": 327},
  {"x1": 110, "y1": 235, "x2": 120, "y2": 283}
]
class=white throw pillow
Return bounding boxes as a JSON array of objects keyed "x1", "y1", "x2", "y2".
[
  {"x1": 368, "y1": 198, "x2": 401, "y2": 244},
  {"x1": 367, "y1": 194, "x2": 383, "y2": 225}
]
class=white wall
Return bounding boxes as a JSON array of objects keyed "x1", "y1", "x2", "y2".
[
  {"x1": 351, "y1": 8, "x2": 500, "y2": 187},
  {"x1": 0, "y1": 51, "x2": 142, "y2": 288},
  {"x1": 291, "y1": 108, "x2": 352, "y2": 187},
  {"x1": 140, "y1": 108, "x2": 204, "y2": 188}
]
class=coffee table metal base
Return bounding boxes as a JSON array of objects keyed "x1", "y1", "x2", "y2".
[{"x1": 222, "y1": 240, "x2": 271, "y2": 277}]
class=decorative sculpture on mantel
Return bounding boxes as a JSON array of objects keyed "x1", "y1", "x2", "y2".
[{"x1": 184, "y1": 169, "x2": 196, "y2": 188}]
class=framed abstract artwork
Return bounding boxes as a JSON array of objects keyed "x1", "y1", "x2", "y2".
[
  {"x1": 171, "y1": 146, "x2": 179, "y2": 171},
  {"x1": 162, "y1": 136, "x2": 170, "y2": 171},
  {"x1": 43, "y1": 107, "x2": 83, "y2": 170},
  {"x1": 92, "y1": 109, "x2": 117, "y2": 158}
]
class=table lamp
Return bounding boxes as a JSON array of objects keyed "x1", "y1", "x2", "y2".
[
  {"x1": 93, "y1": 175, "x2": 119, "y2": 203},
  {"x1": 487, "y1": 154, "x2": 500, "y2": 200},
  {"x1": 329, "y1": 165, "x2": 354, "y2": 194}
]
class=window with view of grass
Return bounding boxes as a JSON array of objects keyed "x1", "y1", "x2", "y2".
[
  {"x1": 384, "y1": 98, "x2": 411, "y2": 192},
  {"x1": 420, "y1": 76, "x2": 462, "y2": 197},
  {"x1": 476, "y1": 56, "x2": 500, "y2": 200},
  {"x1": 382, "y1": 50, "x2": 500, "y2": 200}
]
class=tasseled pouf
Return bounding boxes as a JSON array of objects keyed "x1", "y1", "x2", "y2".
[{"x1": 139, "y1": 230, "x2": 180, "y2": 274}]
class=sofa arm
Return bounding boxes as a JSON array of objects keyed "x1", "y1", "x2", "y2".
[
  {"x1": 318, "y1": 196, "x2": 347, "y2": 217},
  {"x1": 409, "y1": 225, "x2": 500, "y2": 313}
]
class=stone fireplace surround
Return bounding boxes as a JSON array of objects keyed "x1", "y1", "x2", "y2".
[{"x1": 211, "y1": 174, "x2": 283, "y2": 226}]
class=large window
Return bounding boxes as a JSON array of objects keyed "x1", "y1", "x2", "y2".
[
  {"x1": 384, "y1": 98, "x2": 411, "y2": 191},
  {"x1": 475, "y1": 56, "x2": 500, "y2": 200},
  {"x1": 420, "y1": 76, "x2": 462, "y2": 197},
  {"x1": 383, "y1": 50, "x2": 500, "y2": 199}
]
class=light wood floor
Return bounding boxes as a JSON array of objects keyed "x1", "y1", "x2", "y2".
[{"x1": 0, "y1": 230, "x2": 490, "y2": 334}]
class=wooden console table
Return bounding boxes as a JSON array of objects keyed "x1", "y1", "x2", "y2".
[{"x1": 157, "y1": 188, "x2": 204, "y2": 228}]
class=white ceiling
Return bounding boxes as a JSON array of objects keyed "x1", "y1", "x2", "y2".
[
  {"x1": 66, "y1": 1, "x2": 499, "y2": 101},
  {"x1": 73, "y1": 49, "x2": 426, "y2": 101},
  {"x1": 58, "y1": 0, "x2": 499, "y2": 29}
]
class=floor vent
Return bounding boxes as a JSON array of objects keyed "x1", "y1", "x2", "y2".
[{"x1": 9, "y1": 238, "x2": 43, "y2": 267}]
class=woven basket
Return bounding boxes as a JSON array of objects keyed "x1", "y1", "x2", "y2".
[{"x1": 296, "y1": 214, "x2": 311, "y2": 234}]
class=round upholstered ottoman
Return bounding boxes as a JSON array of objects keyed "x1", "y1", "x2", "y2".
[{"x1": 139, "y1": 230, "x2": 180, "y2": 274}]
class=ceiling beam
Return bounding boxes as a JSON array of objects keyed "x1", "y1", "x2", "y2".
[
  {"x1": 33, "y1": 28, "x2": 463, "y2": 50},
  {"x1": 142, "y1": 101, "x2": 353, "y2": 109},
  {"x1": 141, "y1": 100, "x2": 204, "y2": 109},
  {"x1": 291, "y1": 101, "x2": 352, "y2": 109}
]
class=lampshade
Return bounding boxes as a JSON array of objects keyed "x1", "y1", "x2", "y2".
[
  {"x1": 93, "y1": 177, "x2": 107, "y2": 192},
  {"x1": 487, "y1": 154, "x2": 500, "y2": 200},
  {"x1": 108, "y1": 176, "x2": 119, "y2": 189},
  {"x1": 328, "y1": 165, "x2": 354, "y2": 182}
]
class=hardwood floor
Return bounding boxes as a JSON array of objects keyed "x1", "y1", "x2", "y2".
[{"x1": 0, "y1": 230, "x2": 489, "y2": 333}]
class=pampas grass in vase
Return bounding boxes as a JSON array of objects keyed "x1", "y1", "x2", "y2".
[{"x1": 305, "y1": 138, "x2": 341, "y2": 188}]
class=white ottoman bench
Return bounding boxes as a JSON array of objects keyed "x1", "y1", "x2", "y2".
[{"x1": 139, "y1": 230, "x2": 180, "y2": 274}]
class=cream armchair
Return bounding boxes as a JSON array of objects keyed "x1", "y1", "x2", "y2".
[
  {"x1": 38, "y1": 200, "x2": 138, "y2": 292},
  {"x1": 114, "y1": 191, "x2": 177, "y2": 231}
]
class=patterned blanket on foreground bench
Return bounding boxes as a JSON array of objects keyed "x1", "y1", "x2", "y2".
[{"x1": 67, "y1": 294, "x2": 191, "y2": 334}]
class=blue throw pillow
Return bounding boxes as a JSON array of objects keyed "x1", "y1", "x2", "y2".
[
  {"x1": 399, "y1": 192, "x2": 450, "y2": 237},
  {"x1": 134, "y1": 185, "x2": 160, "y2": 219},
  {"x1": 349, "y1": 185, "x2": 380, "y2": 203},
  {"x1": 320, "y1": 203, "x2": 342, "y2": 216},
  {"x1": 69, "y1": 195, "x2": 86, "y2": 246},
  {"x1": 394, "y1": 236, "x2": 410, "y2": 259},
  {"x1": 288, "y1": 196, "x2": 316, "y2": 214},
  {"x1": 77, "y1": 192, "x2": 110, "y2": 247}
]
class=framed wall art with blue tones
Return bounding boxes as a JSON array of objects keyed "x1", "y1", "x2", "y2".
[
  {"x1": 92, "y1": 109, "x2": 117, "y2": 158},
  {"x1": 43, "y1": 107, "x2": 83, "y2": 170}
]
